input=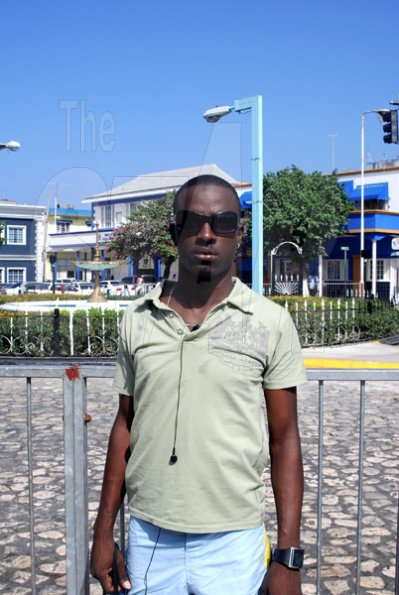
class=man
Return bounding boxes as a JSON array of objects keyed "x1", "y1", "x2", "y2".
[{"x1": 91, "y1": 174, "x2": 306, "y2": 594}]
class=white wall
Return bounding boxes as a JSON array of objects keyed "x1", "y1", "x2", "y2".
[{"x1": 338, "y1": 167, "x2": 399, "y2": 211}]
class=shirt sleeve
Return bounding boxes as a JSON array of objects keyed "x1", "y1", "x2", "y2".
[
  {"x1": 262, "y1": 307, "x2": 307, "y2": 390},
  {"x1": 112, "y1": 309, "x2": 136, "y2": 396}
]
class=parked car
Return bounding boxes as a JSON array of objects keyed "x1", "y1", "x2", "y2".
[
  {"x1": 99, "y1": 280, "x2": 124, "y2": 296},
  {"x1": 20, "y1": 281, "x2": 52, "y2": 294},
  {"x1": 2, "y1": 282, "x2": 23, "y2": 295},
  {"x1": 48, "y1": 282, "x2": 80, "y2": 294},
  {"x1": 34, "y1": 282, "x2": 52, "y2": 294},
  {"x1": 74, "y1": 281, "x2": 95, "y2": 296}
]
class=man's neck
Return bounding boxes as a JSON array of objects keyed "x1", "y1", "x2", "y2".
[{"x1": 172, "y1": 269, "x2": 234, "y2": 309}]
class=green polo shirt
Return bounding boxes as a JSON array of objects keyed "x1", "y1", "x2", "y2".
[{"x1": 113, "y1": 278, "x2": 306, "y2": 533}]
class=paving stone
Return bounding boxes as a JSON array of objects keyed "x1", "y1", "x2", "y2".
[
  {"x1": 323, "y1": 579, "x2": 351, "y2": 593},
  {"x1": 360, "y1": 575, "x2": 385, "y2": 589}
]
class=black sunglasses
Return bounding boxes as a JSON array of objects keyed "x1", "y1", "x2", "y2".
[{"x1": 173, "y1": 210, "x2": 239, "y2": 236}]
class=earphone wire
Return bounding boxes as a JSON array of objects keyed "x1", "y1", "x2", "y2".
[{"x1": 143, "y1": 526, "x2": 162, "y2": 595}]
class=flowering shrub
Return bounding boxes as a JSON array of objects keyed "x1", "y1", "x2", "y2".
[{"x1": 108, "y1": 194, "x2": 177, "y2": 278}]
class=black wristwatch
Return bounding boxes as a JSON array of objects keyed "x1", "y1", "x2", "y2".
[{"x1": 272, "y1": 547, "x2": 304, "y2": 570}]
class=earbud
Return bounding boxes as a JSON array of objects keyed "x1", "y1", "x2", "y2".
[{"x1": 169, "y1": 448, "x2": 178, "y2": 464}]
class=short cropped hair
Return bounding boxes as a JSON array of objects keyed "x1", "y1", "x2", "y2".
[{"x1": 173, "y1": 174, "x2": 240, "y2": 212}]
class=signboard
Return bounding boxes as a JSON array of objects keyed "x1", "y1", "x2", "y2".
[
  {"x1": 100, "y1": 232, "x2": 112, "y2": 244},
  {"x1": 392, "y1": 237, "x2": 399, "y2": 250}
]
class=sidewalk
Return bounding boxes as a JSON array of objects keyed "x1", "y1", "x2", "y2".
[{"x1": 303, "y1": 340, "x2": 399, "y2": 367}]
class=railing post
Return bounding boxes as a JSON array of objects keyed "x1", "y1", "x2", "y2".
[
  {"x1": 355, "y1": 380, "x2": 366, "y2": 594},
  {"x1": 52, "y1": 308, "x2": 61, "y2": 356},
  {"x1": 396, "y1": 494, "x2": 399, "y2": 595},
  {"x1": 316, "y1": 380, "x2": 324, "y2": 594},
  {"x1": 26, "y1": 377, "x2": 37, "y2": 595},
  {"x1": 63, "y1": 366, "x2": 89, "y2": 595}
]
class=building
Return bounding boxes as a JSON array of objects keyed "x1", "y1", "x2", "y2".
[
  {"x1": 46, "y1": 205, "x2": 91, "y2": 281},
  {"x1": 45, "y1": 159, "x2": 399, "y2": 299},
  {"x1": 0, "y1": 199, "x2": 47, "y2": 285},
  {"x1": 327, "y1": 159, "x2": 399, "y2": 301},
  {"x1": 48, "y1": 164, "x2": 250, "y2": 281}
]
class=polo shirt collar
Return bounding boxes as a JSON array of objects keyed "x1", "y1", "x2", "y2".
[{"x1": 144, "y1": 277, "x2": 254, "y2": 314}]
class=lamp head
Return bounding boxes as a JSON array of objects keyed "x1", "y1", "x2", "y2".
[
  {"x1": 202, "y1": 105, "x2": 233, "y2": 122},
  {"x1": 6, "y1": 140, "x2": 21, "y2": 151}
]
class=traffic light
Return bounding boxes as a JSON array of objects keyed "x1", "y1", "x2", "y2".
[{"x1": 382, "y1": 110, "x2": 399, "y2": 144}]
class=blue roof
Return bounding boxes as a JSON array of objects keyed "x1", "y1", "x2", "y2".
[
  {"x1": 49, "y1": 207, "x2": 91, "y2": 216},
  {"x1": 343, "y1": 182, "x2": 389, "y2": 202},
  {"x1": 240, "y1": 191, "x2": 252, "y2": 209}
]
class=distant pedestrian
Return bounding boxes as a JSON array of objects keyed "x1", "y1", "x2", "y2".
[
  {"x1": 135, "y1": 276, "x2": 144, "y2": 296},
  {"x1": 308, "y1": 274, "x2": 318, "y2": 296},
  {"x1": 121, "y1": 284, "x2": 130, "y2": 297}
]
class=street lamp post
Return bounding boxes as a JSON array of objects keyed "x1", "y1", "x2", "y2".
[
  {"x1": 340, "y1": 246, "x2": 349, "y2": 297},
  {"x1": 0, "y1": 140, "x2": 21, "y2": 152},
  {"x1": 360, "y1": 109, "x2": 389, "y2": 297},
  {"x1": 340, "y1": 246, "x2": 349, "y2": 281},
  {"x1": 203, "y1": 96, "x2": 264, "y2": 294}
]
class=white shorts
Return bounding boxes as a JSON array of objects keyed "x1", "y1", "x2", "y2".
[{"x1": 126, "y1": 516, "x2": 266, "y2": 595}]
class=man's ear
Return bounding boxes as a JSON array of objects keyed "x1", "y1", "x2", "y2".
[{"x1": 169, "y1": 223, "x2": 179, "y2": 246}]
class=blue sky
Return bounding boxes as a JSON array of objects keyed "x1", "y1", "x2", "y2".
[{"x1": 1, "y1": 0, "x2": 399, "y2": 208}]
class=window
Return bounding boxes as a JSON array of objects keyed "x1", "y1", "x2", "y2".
[
  {"x1": 101, "y1": 205, "x2": 114, "y2": 228},
  {"x1": 57, "y1": 221, "x2": 70, "y2": 233},
  {"x1": 7, "y1": 225, "x2": 26, "y2": 245},
  {"x1": 130, "y1": 201, "x2": 144, "y2": 215},
  {"x1": 7, "y1": 268, "x2": 26, "y2": 283},
  {"x1": 369, "y1": 259, "x2": 384, "y2": 281},
  {"x1": 0, "y1": 268, "x2": 4, "y2": 283},
  {"x1": 115, "y1": 209, "x2": 123, "y2": 224},
  {"x1": 327, "y1": 260, "x2": 341, "y2": 280}
]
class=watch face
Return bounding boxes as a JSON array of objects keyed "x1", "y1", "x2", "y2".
[{"x1": 292, "y1": 549, "x2": 304, "y2": 567}]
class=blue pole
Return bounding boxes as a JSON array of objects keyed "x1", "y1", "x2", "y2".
[
  {"x1": 251, "y1": 96, "x2": 263, "y2": 295},
  {"x1": 75, "y1": 251, "x2": 81, "y2": 281},
  {"x1": 127, "y1": 255, "x2": 132, "y2": 276},
  {"x1": 234, "y1": 96, "x2": 264, "y2": 294},
  {"x1": 100, "y1": 250, "x2": 105, "y2": 280}
]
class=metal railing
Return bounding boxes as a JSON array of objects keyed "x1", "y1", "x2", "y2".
[
  {"x1": 1, "y1": 297, "x2": 396, "y2": 357},
  {"x1": 0, "y1": 364, "x2": 398, "y2": 594}
]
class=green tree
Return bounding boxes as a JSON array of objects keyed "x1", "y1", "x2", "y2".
[
  {"x1": 107, "y1": 193, "x2": 177, "y2": 279},
  {"x1": 262, "y1": 166, "x2": 351, "y2": 260}
]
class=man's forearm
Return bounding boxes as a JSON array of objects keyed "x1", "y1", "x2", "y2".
[
  {"x1": 93, "y1": 411, "x2": 132, "y2": 535},
  {"x1": 269, "y1": 433, "x2": 303, "y2": 547}
]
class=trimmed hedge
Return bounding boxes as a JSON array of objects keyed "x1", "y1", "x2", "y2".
[{"x1": 0, "y1": 296, "x2": 398, "y2": 356}]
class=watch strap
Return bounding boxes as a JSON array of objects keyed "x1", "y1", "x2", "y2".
[{"x1": 272, "y1": 547, "x2": 304, "y2": 570}]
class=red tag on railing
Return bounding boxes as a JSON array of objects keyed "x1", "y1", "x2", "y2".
[{"x1": 65, "y1": 365, "x2": 80, "y2": 381}]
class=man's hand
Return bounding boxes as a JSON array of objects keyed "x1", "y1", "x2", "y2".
[
  {"x1": 90, "y1": 531, "x2": 131, "y2": 593},
  {"x1": 259, "y1": 562, "x2": 302, "y2": 594}
]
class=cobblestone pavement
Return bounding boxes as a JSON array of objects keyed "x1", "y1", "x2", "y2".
[{"x1": 0, "y1": 373, "x2": 398, "y2": 594}]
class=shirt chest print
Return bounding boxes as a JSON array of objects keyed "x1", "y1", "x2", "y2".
[{"x1": 209, "y1": 317, "x2": 269, "y2": 369}]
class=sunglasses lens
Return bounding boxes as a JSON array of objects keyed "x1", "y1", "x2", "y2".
[
  {"x1": 175, "y1": 211, "x2": 202, "y2": 233},
  {"x1": 175, "y1": 211, "x2": 238, "y2": 235},
  {"x1": 213, "y1": 212, "x2": 238, "y2": 234}
]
